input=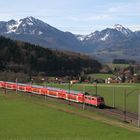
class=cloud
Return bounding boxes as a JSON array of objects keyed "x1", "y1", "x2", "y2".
[
  {"x1": 127, "y1": 25, "x2": 140, "y2": 31},
  {"x1": 108, "y1": 2, "x2": 140, "y2": 16},
  {"x1": 70, "y1": 14, "x2": 113, "y2": 22}
]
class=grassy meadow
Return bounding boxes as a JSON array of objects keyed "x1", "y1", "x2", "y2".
[
  {"x1": 0, "y1": 91, "x2": 140, "y2": 140},
  {"x1": 88, "y1": 73, "x2": 114, "y2": 79}
]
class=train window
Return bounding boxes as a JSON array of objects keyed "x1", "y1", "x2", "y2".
[
  {"x1": 91, "y1": 98, "x2": 95, "y2": 100},
  {"x1": 97, "y1": 97, "x2": 104, "y2": 101},
  {"x1": 85, "y1": 96, "x2": 92, "y2": 100}
]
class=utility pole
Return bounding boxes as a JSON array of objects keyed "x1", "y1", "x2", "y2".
[
  {"x1": 16, "y1": 78, "x2": 18, "y2": 94},
  {"x1": 4, "y1": 81, "x2": 6, "y2": 94},
  {"x1": 123, "y1": 89, "x2": 138, "y2": 123},
  {"x1": 95, "y1": 83, "x2": 97, "y2": 96},
  {"x1": 45, "y1": 84, "x2": 46, "y2": 100},
  {"x1": 138, "y1": 94, "x2": 140, "y2": 128},
  {"x1": 68, "y1": 79, "x2": 71, "y2": 105},
  {"x1": 113, "y1": 85, "x2": 115, "y2": 108},
  {"x1": 83, "y1": 85, "x2": 86, "y2": 110},
  {"x1": 94, "y1": 82, "x2": 97, "y2": 96},
  {"x1": 123, "y1": 89, "x2": 126, "y2": 122},
  {"x1": 42, "y1": 78, "x2": 46, "y2": 100},
  {"x1": 45, "y1": 79, "x2": 47, "y2": 100}
]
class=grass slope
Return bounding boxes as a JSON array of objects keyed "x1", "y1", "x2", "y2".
[
  {"x1": 0, "y1": 91, "x2": 140, "y2": 140},
  {"x1": 88, "y1": 73, "x2": 114, "y2": 79}
]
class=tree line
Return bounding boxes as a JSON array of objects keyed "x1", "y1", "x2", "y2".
[{"x1": 0, "y1": 36, "x2": 102, "y2": 81}]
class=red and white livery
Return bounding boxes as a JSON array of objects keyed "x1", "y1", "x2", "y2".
[{"x1": 0, "y1": 81, "x2": 105, "y2": 108}]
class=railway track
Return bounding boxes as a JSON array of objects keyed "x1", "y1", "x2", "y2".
[
  {"x1": 29, "y1": 93, "x2": 138, "y2": 126},
  {"x1": 2, "y1": 88, "x2": 139, "y2": 126}
]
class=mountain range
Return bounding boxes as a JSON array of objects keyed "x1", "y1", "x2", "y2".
[{"x1": 0, "y1": 16, "x2": 140, "y2": 63}]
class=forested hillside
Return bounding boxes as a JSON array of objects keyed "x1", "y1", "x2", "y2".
[{"x1": 0, "y1": 36, "x2": 102, "y2": 81}]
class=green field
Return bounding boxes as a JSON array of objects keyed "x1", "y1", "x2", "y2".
[
  {"x1": 88, "y1": 73, "x2": 114, "y2": 79},
  {"x1": 43, "y1": 83, "x2": 140, "y2": 114},
  {"x1": 0, "y1": 91, "x2": 140, "y2": 140},
  {"x1": 96, "y1": 83, "x2": 139, "y2": 113}
]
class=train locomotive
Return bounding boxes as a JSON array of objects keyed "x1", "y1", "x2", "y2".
[{"x1": 0, "y1": 81, "x2": 105, "y2": 109}]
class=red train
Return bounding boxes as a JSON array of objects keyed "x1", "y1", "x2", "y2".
[{"x1": 0, "y1": 81, "x2": 105, "y2": 108}]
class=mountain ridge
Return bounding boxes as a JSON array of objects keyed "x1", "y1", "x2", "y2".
[{"x1": 0, "y1": 16, "x2": 84, "y2": 52}]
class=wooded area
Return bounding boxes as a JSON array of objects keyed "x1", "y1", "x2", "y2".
[{"x1": 0, "y1": 36, "x2": 102, "y2": 81}]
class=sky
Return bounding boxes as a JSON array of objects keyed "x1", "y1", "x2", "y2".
[{"x1": 0, "y1": 0, "x2": 140, "y2": 34}]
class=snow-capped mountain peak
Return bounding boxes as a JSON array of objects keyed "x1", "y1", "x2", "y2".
[
  {"x1": 7, "y1": 20, "x2": 21, "y2": 33},
  {"x1": 0, "y1": 17, "x2": 140, "y2": 63},
  {"x1": 76, "y1": 24, "x2": 134, "y2": 42},
  {"x1": 23, "y1": 16, "x2": 35, "y2": 22},
  {"x1": 100, "y1": 33, "x2": 109, "y2": 41},
  {"x1": 19, "y1": 16, "x2": 39, "y2": 25},
  {"x1": 21, "y1": 17, "x2": 34, "y2": 25},
  {"x1": 114, "y1": 24, "x2": 124, "y2": 31},
  {"x1": 114, "y1": 24, "x2": 132, "y2": 36},
  {"x1": 76, "y1": 34, "x2": 86, "y2": 41},
  {"x1": 0, "y1": 16, "x2": 53, "y2": 35}
]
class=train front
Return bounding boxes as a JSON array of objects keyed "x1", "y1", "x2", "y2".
[{"x1": 97, "y1": 96, "x2": 105, "y2": 109}]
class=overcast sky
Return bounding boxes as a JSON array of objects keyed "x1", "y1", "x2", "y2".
[{"x1": 0, "y1": 0, "x2": 140, "y2": 34}]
